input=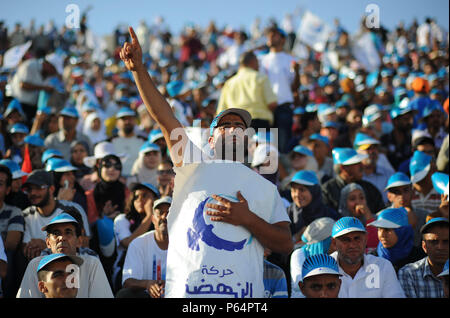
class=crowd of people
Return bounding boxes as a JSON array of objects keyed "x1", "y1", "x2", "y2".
[{"x1": 0, "y1": 9, "x2": 448, "y2": 299}]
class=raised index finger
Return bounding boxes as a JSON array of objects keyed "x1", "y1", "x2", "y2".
[{"x1": 129, "y1": 26, "x2": 140, "y2": 45}]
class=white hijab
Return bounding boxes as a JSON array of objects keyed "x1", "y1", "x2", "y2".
[{"x1": 83, "y1": 112, "x2": 107, "y2": 145}]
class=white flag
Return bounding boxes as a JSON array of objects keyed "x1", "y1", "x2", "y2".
[
  {"x1": 296, "y1": 11, "x2": 332, "y2": 52},
  {"x1": 352, "y1": 32, "x2": 381, "y2": 72},
  {"x1": 2, "y1": 41, "x2": 32, "y2": 69}
]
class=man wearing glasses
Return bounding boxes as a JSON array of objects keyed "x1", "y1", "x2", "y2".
[
  {"x1": 21, "y1": 169, "x2": 90, "y2": 260},
  {"x1": 156, "y1": 161, "x2": 175, "y2": 197}
]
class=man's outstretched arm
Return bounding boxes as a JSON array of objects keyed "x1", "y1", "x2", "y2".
[{"x1": 120, "y1": 26, "x2": 186, "y2": 166}]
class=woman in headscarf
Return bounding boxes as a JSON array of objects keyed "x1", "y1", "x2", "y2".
[
  {"x1": 83, "y1": 112, "x2": 107, "y2": 146},
  {"x1": 368, "y1": 207, "x2": 425, "y2": 272},
  {"x1": 128, "y1": 142, "x2": 161, "y2": 187},
  {"x1": 338, "y1": 182, "x2": 379, "y2": 252},
  {"x1": 85, "y1": 154, "x2": 130, "y2": 286},
  {"x1": 290, "y1": 217, "x2": 337, "y2": 298},
  {"x1": 112, "y1": 182, "x2": 160, "y2": 292},
  {"x1": 288, "y1": 170, "x2": 339, "y2": 244}
]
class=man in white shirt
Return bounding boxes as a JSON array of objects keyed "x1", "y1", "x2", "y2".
[
  {"x1": 259, "y1": 26, "x2": 300, "y2": 153},
  {"x1": 117, "y1": 196, "x2": 171, "y2": 298},
  {"x1": 330, "y1": 216, "x2": 405, "y2": 298},
  {"x1": 119, "y1": 27, "x2": 293, "y2": 298},
  {"x1": 17, "y1": 213, "x2": 113, "y2": 298},
  {"x1": 21, "y1": 170, "x2": 90, "y2": 261},
  {"x1": 9, "y1": 52, "x2": 58, "y2": 125}
]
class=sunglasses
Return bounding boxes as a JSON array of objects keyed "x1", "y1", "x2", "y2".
[
  {"x1": 157, "y1": 169, "x2": 175, "y2": 175},
  {"x1": 103, "y1": 161, "x2": 122, "y2": 170}
]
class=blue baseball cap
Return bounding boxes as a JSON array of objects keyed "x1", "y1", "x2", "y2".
[
  {"x1": 37, "y1": 253, "x2": 84, "y2": 273},
  {"x1": 81, "y1": 101, "x2": 100, "y2": 112},
  {"x1": 335, "y1": 100, "x2": 350, "y2": 109},
  {"x1": 131, "y1": 182, "x2": 161, "y2": 198},
  {"x1": 390, "y1": 105, "x2": 413, "y2": 119},
  {"x1": 45, "y1": 158, "x2": 78, "y2": 173},
  {"x1": 41, "y1": 149, "x2": 63, "y2": 164},
  {"x1": 209, "y1": 108, "x2": 251, "y2": 137},
  {"x1": 368, "y1": 207, "x2": 409, "y2": 229},
  {"x1": 148, "y1": 129, "x2": 164, "y2": 143},
  {"x1": 409, "y1": 150, "x2": 432, "y2": 184},
  {"x1": 0, "y1": 159, "x2": 28, "y2": 179},
  {"x1": 397, "y1": 65, "x2": 409, "y2": 75},
  {"x1": 305, "y1": 103, "x2": 318, "y2": 113},
  {"x1": 438, "y1": 259, "x2": 449, "y2": 277},
  {"x1": 308, "y1": 133, "x2": 329, "y2": 147},
  {"x1": 41, "y1": 212, "x2": 79, "y2": 232},
  {"x1": 317, "y1": 104, "x2": 336, "y2": 116},
  {"x1": 116, "y1": 107, "x2": 136, "y2": 119},
  {"x1": 385, "y1": 172, "x2": 412, "y2": 191},
  {"x1": 353, "y1": 132, "x2": 380, "y2": 150},
  {"x1": 291, "y1": 145, "x2": 313, "y2": 157},
  {"x1": 291, "y1": 170, "x2": 319, "y2": 186},
  {"x1": 116, "y1": 96, "x2": 131, "y2": 105},
  {"x1": 166, "y1": 80, "x2": 190, "y2": 97},
  {"x1": 301, "y1": 254, "x2": 341, "y2": 281},
  {"x1": 9, "y1": 123, "x2": 29, "y2": 134},
  {"x1": 381, "y1": 68, "x2": 394, "y2": 77},
  {"x1": 420, "y1": 217, "x2": 449, "y2": 234},
  {"x1": 421, "y1": 100, "x2": 443, "y2": 120},
  {"x1": 24, "y1": 134, "x2": 45, "y2": 147},
  {"x1": 431, "y1": 172, "x2": 449, "y2": 197},
  {"x1": 59, "y1": 107, "x2": 79, "y2": 118},
  {"x1": 4, "y1": 99, "x2": 25, "y2": 118},
  {"x1": 323, "y1": 121, "x2": 339, "y2": 130},
  {"x1": 332, "y1": 217, "x2": 367, "y2": 238},
  {"x1": 332, "y1": 148, "x2": 368, "y2": 166},
  {"x1": 139, "y1": 141, "x2": 161, "y2": 155}
]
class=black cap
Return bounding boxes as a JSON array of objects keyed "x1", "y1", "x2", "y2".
[{"x1": 23, "y1": 169, "x2": 54, "y2": 187}]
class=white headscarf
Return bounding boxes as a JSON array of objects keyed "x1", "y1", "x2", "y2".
[{"x1": 83, "y1": 112, "x2": 107, "y2": 145}]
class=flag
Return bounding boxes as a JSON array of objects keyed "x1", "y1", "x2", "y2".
[
  {"x1": 296, "y1": 11, "x2": 332, "y2": 52},
  {"x1": 21, "y1": 144, "x2": 33, "y2": 183},
  {"x1": 352, "y1": 32, "x2": 381, "y2": 72},
  {"x1": 2, "y1": 41, "x2": 32, "y2": 69}
]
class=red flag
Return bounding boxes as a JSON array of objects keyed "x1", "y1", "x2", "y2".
[{"x1": 21, "y1": 144, "x2": 32, "y2": 183}]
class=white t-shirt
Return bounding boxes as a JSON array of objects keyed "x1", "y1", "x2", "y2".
[
  {"x1": 16, "y1": 254, "x2": 114, "y2": 298},
  {"x1": 330, "y1": 251, "x2": 406, "y2": 298},
  {"x1": 165, "y1": 159, "x2": 290, "y2": 298},
  {"x1": 122, "y1": 231, "x2": 167, "y2": 284},
  {"x1": 22, "y1": 200, "x2": 91, "y2": 244},
  {"x1": 10, "y1": 58, "x2": 43, "y2": 105},
  {"x1": 259, "y1": 52, "x2": 296, "y2": 105}
]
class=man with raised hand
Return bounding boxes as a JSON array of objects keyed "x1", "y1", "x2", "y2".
[{"x1": 119, "y1": 27, "x2": 292, "y2": 298}]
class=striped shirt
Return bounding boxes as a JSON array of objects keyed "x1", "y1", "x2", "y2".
[
  {"x1": 263, "y1": 259, "x2": 288, "y2": 298},
  {"x1": 0, "y1": 203, "x2": 25, "y2": 241},
  {"x1": 398, "y1": 257, "x2": 444, "y2": 298},
  {"x1": 411, "y1": 187, "x2": 441, "y2": 215}
]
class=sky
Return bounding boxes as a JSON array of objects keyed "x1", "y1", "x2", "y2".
[{"x1": 1, "y1": 0, "x2": 449, "y2": 37}]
